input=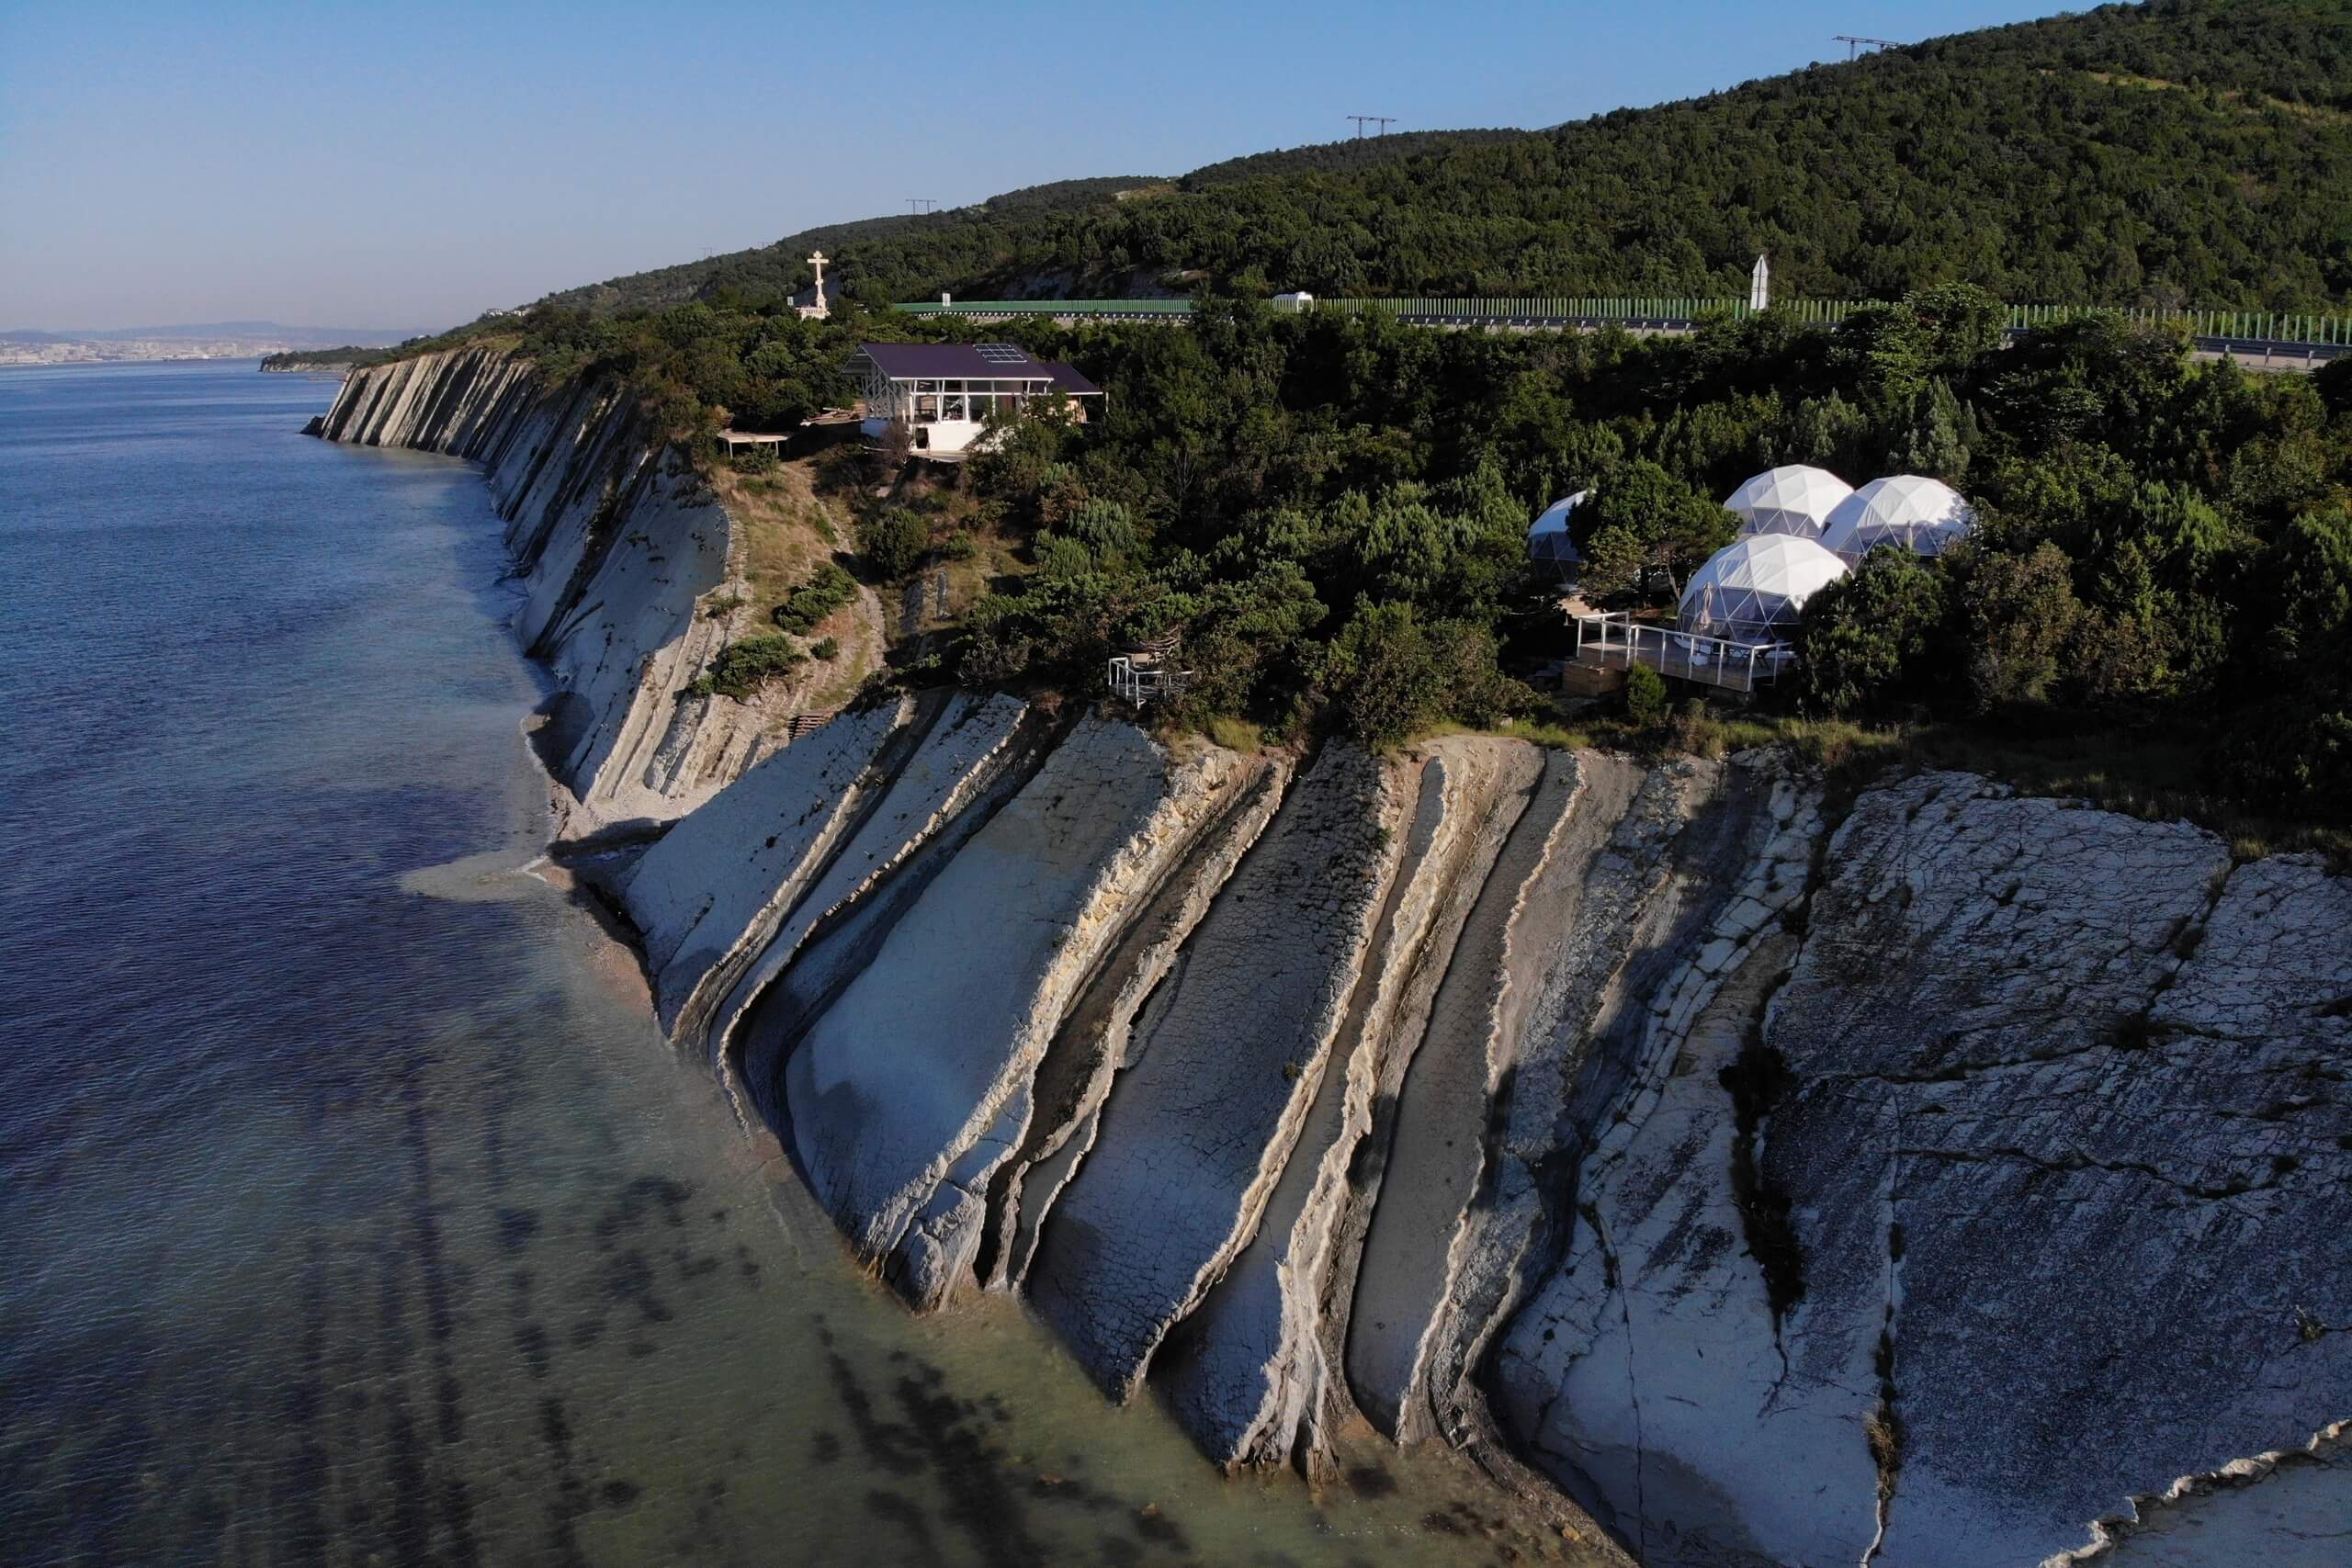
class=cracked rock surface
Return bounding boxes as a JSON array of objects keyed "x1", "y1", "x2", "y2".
[{"x1": 1497, "y1": 771, "x2": 2351, "y2": 1568}]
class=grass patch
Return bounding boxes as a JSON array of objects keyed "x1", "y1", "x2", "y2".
[
  {"x1": 1204, "y1": 715, "x2": 1265, "y2": 753},
  {"x1": 710, "y1": 461, "x2": 845, "y2": 624}
]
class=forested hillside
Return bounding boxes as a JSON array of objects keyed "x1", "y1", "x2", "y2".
[
  {"x1": 545, "y1": 132, "x2": 1523, "y2": 313},
  {"x1": 548, "y1": 0, "x2": 2352, "y2": 315}
]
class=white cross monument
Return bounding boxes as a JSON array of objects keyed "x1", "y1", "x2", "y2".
[{"x1": 798, "y1": 251, "x2": 831, "y2": 320}]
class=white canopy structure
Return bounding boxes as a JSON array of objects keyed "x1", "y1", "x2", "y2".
[
  {"x1": 1821, "y1": 475, "x2": 1974, "y2": 559},
  {"x1": 1528, "y1": 491, "x2": 1589, "y2": 579},
  {"x1": 1678, "y1": 535, "x2": 1849, "y2": 643},
  {"x1": 1724, "y1": 465, "x2": 1853, "y2": 539}
]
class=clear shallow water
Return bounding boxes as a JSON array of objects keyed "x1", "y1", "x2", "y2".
[{"x1": 0, "y1": 361, "x2": 1598, "y2": 1568}]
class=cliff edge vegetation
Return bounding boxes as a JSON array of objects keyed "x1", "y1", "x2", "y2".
[{"x1": 342, "y1": 275, "x2": 2352, "y2": 851}]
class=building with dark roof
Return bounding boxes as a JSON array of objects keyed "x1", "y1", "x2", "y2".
[{"x1": 847, "y1": 342, "x2": 1102, "y2": 454}]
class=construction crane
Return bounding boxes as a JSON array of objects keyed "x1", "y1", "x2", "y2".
[
  {"x1": 1833, "y1": 35, "x2": 1900, "y2": 59},
  {"x1": 1347, "y1": 115, "x2": 1397, "y2": 139}
]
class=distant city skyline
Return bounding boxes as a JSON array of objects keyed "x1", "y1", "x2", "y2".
[{"x1": 1, "y1": 0, "x2": 2075, "y2": 333}]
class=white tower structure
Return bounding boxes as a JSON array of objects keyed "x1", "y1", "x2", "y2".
[{"x1": 1749, "y1": 254, "x2": 1771, "y2": 312}]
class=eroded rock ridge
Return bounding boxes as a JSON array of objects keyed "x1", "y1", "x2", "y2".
[{"x1": 619, "y1": 726, "x2": 2349, "y2": 1568}]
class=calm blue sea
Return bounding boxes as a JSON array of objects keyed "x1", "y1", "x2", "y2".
[{"x1": 0, "y1": 360, "x2": 1578, "y2": 1568}]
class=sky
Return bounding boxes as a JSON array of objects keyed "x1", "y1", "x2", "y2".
[{"x1": 2, "y1": 0, "x2": 2079, "y2": 333}]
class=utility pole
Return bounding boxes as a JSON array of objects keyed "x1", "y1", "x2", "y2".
[
  {"x1": 906, "y1": 198, "x2": 937, "y2": 215},
  {"x1": 1832, "y1": 35, "x2": 1899, "y2": 59},
  {"x1": 1346, "y1": 115, "x2": 1397, "y2": 139}
]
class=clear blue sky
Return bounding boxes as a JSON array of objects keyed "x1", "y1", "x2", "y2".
[{"x1": 2, "y1": 0, "x2": 2077, "y2": 333}]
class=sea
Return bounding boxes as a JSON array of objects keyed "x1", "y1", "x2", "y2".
[{"x1": 0, "y1": 361, "x2": 1592, "y2": 1568}]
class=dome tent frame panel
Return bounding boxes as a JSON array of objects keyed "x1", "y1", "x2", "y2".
[
  {"x1": 1821, "y1": 474, "x2": 1974, "y2": 559},
  {"x1": 1677, "y1": 535, "x2": 1849, "y2": 643},
  {"x1": 1724, "y1": 465, "x2": 1854, "y2": 539},
  {"x1": 1527, "y1": 490, "x2": 1589, "y2": 581}
]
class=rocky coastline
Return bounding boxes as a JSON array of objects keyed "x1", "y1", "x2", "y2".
[{"x1": 316, "y1": 354, "x2": 2350, "y2": 1568}]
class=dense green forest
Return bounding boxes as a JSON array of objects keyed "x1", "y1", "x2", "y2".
[{"x1": 544, "y1": 1, "x2": 2352, "y2": 317}]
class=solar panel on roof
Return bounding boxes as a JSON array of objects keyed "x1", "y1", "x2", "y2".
[{"x1": 977, "y1": 344, "x2": 1027, "y2": 364}]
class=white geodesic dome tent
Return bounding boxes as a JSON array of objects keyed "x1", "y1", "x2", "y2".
[
  {"x1": 1678, "y1": 535, "x2": 1849, "y2": 643},
  {"x1": 1724, "y1": 465, "x2": 1853, "y2": 538},
  {"x1": 1527, "y1": 491, "x2": 1589, "y2": 579},
  {"x1": 1821, "y1": 475, "x2": 1974, "y2": 559}
]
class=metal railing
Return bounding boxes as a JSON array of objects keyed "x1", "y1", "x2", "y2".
[
  {"x1": 1107, "y1": 655, "x2": 1193, "y2": 705},
  {"x1": 1573, "y1": 612, "x2": 1795, "y2": 694},
  {"x1": 895, "y1": 299, "x2": 1193, "y2": 321}
]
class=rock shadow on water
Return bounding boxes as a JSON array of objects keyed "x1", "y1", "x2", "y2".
[{"x1": 526, "y1": 691, "x2": 594, "y2": 782}]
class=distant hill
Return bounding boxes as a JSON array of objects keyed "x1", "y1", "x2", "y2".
[
  {"x1": 540, "y1": 131, "x2": 1541, "y2": 312},
  {"x1": 1175, "y1": 128, "x2": 1526, "y2": 186},
  {"x1": 1, "y1": 322, "x2": 420, "y2": 346},
  {"x1": 540, "y1": 0, "x2": 2352, "y2": 314}
]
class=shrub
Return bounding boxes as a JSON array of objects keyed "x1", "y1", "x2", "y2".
[
  {"x1": 1792, "y1": 547, "x2": 1949, "y2": 716},
  {"x1": 1329, "y1": 602, "x2": 1445, "y2": 748},
  {"x1": 774, "y1": 561, "x2": 856, "y2": 633},
  {"x1": 809, "y1": 636, "x2": 840, "y2": 661},
  {"x1": 1960, "y1": 541, "x2": 2084, "y2": 714},
  {"x1": 1624, "y1": 662, "x2": 1668, "y2": 725},
  {"x1": 687, "y1": 636, "x2": 806, "y2": 700},
  {"x1": 1061, "y1": 498, "x2": 1140, "y2": 566},
  {"x1": 862, "y1": 507, "x2": 930, "y2": 580},
  {"x1": 1573, "y1": 459, "x2": 1738, "y2": 600}
]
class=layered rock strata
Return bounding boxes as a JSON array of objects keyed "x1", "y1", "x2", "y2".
[
  {"x1": 1152, "y1": 739, "x2": 1548, "y2": 1472},
  {"x1": 785, "y1": 717, "x2": 1265, "y2": 1308},
  {"x1": 420, "y1": 529, "x2": 2339, "y2": 1568},
  {"x1": 1026, "y1": 744, "x2": 1411, "y2": 1412},
  {"x1": 310, "y1": 348, "x2": 2350, "y2": 1557}
]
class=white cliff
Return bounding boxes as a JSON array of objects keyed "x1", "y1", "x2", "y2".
[
  {"x1": 1025, "y1": 744, "x2": 1410, "y2": 1413},
  {"x1": 559, "y1": 683, "x2": 2348, "y2": 1568},
  {"x1": 316, "y1": 347, "x2": 772, "y2": 824}
]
